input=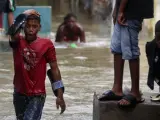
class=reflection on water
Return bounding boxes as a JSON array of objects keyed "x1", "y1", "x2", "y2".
[{"x1": 0, "y1": 26, "x2": 159, "y2": 120}]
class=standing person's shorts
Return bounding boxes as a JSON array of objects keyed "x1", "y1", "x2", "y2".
[
  {"x1": 0, "y1": 0, "x2": 16, "y2": 13},
  {"x1": 110, "y1": 19, "x2": 143, "y2": 60},
  {"x1": 13, "y1": 92, "x2": 46, "y2": 120}
]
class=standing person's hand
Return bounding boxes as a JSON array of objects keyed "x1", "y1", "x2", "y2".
[
  {"x1": 118, "y1": 12, "x2": 126, "y2": 25},
  {"x1": 56, "y1": 97, "x2": 66, "y2": 114}
]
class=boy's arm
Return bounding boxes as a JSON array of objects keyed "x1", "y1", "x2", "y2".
[
  {"x1": 118, "y1": 0, "x2": 128, "y2": 25},
  {"x1": 8, "y1": 22, "x2": 22, "y2": 49},
  {"x1": 45, "y1": 42, "x2": 66, "y2": 114},
  {"x1": 8, "y1": 16, "x2": 22, "y2": 48},
  {"x1": 48, "y1": 61, "x2": 66, "y2": 114},
  {"x1": 8, "y1": 13, "x2": 26, "y2": 42},
  {"x1": 79, "y1": 28, "x2": 86, "y2": 43},
  {"x1": 49, "y1": 61, "x2": 63, "y2": 96},
  {"x1": 9, "y1": 32, "x2": 21, "y2": 48},
  {"x1": 55, "y1": 26, "x2": 64, "y2": 42},
  {"x1": 76, "y1": 23, "x2": 85, "y2": 43}
]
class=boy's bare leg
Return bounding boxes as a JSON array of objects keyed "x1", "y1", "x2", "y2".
[
  {"x1": 129, "y1": 58, "x2": 141, "y2": 99},
  {"x1": 119, "y1": 58, "x2": 141, "y2": 105},
  {"x1": 112, "y1": 54, "x2": 124, "y2": 96}
]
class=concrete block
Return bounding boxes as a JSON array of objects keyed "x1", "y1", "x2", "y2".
[{"x1": 93, "y1": 93, "x2": 160, "y2": 120}]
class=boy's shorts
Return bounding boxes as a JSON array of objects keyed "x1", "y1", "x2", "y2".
[
  {"x1": 13, "y1": 92, "x2": 46, "y2": 120},
  {"x1": 110, "y1": 19, "x2": 143, "y2": 60},
  {"x1": 0, "y1": 0, "x2": 16, "y2": 13}
]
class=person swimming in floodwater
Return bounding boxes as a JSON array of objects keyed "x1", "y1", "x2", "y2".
[{"x1": 55, "y1": 13, "x2": 86, "y2": 43}]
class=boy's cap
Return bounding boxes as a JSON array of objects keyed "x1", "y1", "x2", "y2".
[
  {"x1": 155, "y1": 20, "x2": 160, "y2": 32},
  {"x1": 23, "y1": 9, "x2": 40, "y2": 18}
]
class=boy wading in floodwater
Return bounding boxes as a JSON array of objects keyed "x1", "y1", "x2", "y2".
[{"x1": 8, "y1": 9, "x2": 66, "y2": 120}]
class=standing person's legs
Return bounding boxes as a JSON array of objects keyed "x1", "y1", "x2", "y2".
[
  {"x1": 129, "y1": 20, "x2": 142, "y2": 100},
  {"x1": 119, "y1": 19, "x2": 143, "y2": 105},
  {"x1": 129, "y1": 58, "x2": 140, "y2": 98},
  {"x1": 111, "y1": 22, "x2": 125, "y2": 96},
  {"x1": 112, "y1": 54, "x2": 124, "y2": 96},
  {"x1": 99, "y1": 22, "x2": 124, "y2": 101}
]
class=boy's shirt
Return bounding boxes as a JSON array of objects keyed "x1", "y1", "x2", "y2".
[
  {"x1": 10, "y1": 36, "x2": 57, "y2": 95},
  {"x1": 115, "y1": 0, "x2": 154, "y2": 20}
]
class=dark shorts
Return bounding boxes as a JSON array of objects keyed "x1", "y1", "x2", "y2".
[
  {"x1": 0, "y1": 0, "x2": 16, "y2": 13},
  {"x1": 13, "y1": 92, "x2": 46, "y2": 120},
  {"x1": 110, "y1": 19, "x2": 143, "y2": 60}
]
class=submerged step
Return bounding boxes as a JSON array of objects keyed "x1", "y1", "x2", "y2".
[{"x1": 93, "y1": 93, "x2": 160, "y2": 120}]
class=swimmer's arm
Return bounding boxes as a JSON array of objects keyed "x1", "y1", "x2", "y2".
[
  {"x1": 79, "y1": 28, "x2": 86, "y2": 43},
  {"x1": 55, "y1": 27, "x2": 64, "y2": 42}
]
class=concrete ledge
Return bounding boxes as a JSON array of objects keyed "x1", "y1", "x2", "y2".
[{"x1": 93, "y1": 93, "x2": 160, "y2": 120}]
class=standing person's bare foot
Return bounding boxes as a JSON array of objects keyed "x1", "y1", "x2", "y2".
[{"x1": 118, "y1": 94, "x2": 145, "y2": 108}]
